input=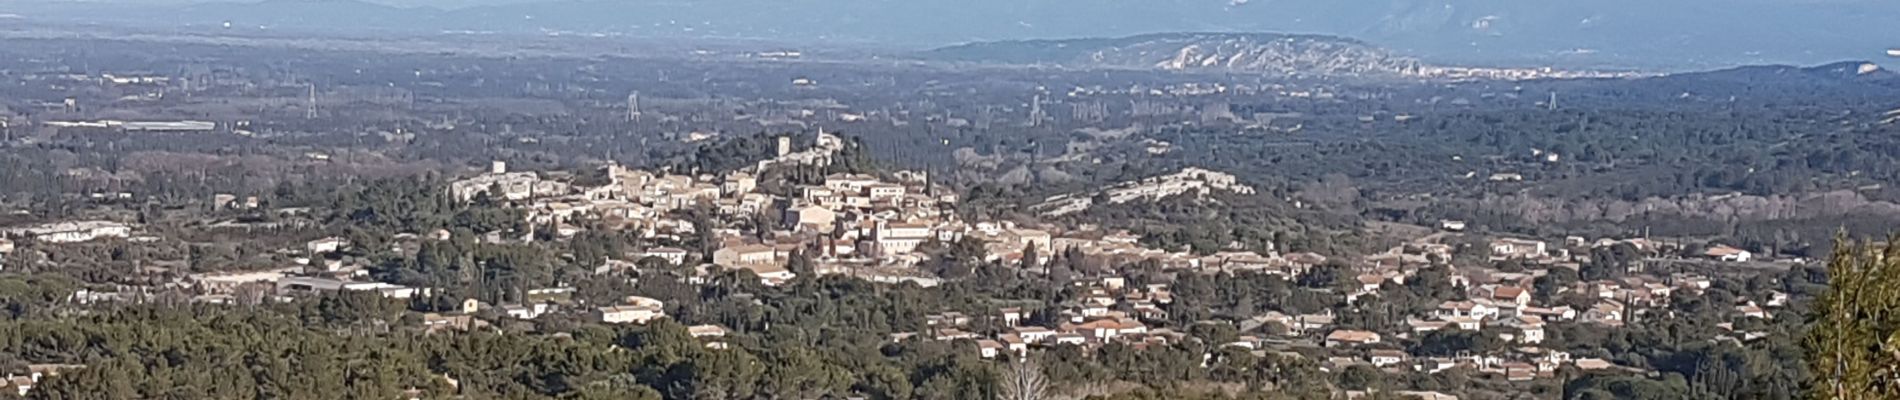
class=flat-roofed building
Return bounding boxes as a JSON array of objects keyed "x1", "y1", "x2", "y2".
[{"x1": 3, "y1": 221, "x2": 131, "y2": 243}]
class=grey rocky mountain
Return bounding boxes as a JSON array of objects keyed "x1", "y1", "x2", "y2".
[
  {"x1": 924, "y1": 33, "x2": 1423, "y2": 77},
  {"x1": 2, "y1": 0, "x2": 1894, "y2": 69}
]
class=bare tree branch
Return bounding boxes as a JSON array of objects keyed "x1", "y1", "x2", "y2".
[{"x1": 998, "y1": 357, "x2": 1048, "y2": 400}]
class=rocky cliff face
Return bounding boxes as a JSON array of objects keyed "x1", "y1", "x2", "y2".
[
  {"x1": 926, "y1": 33, "x2": 1423, "y2": 76},
  {"x1": 1475, "y1": 190, "x2": 1900, "y2": 225}
]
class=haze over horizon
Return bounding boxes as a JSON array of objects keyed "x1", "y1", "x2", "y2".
[{"x1": 3, "y1": 0, "x2": 1898, "y2": 70}]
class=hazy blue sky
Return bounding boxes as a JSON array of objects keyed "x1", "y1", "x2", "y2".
[
  {"x1": 9, "y1": 0, "x2": 535, "y2": 7},
  {"x1": 42, "y1": 0, "x2": 1900, "y2": 9}
]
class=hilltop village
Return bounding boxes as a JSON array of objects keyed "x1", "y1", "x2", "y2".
[{"x1": 0, "y1": 128, "x2": 1807, "y2": 399}]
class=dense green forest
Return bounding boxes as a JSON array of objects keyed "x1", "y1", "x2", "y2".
[
  {"x1": 0, "y1": 256, "x2": 1828, "y2": 400},
  {"x1": 0, "y1": 274, "x2": 1347, "y2": 400}
]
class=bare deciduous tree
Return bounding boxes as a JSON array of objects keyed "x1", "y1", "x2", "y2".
[{"x1": 998, "y1": 357, "x2": 1049, "y2": 400}]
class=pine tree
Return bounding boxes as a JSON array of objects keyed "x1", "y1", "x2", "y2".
[{"x1": 1807, "y1": 234, "x2": 1900, "y2": 400}]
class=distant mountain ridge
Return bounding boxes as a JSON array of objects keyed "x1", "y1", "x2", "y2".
[
  {"x1": 924, "y1": 33, "x2": 1423, "y2": 76},
  {"x1": 1661, "y1": 61, "x2": 1898, "y2": 86},
  {"x1": 2, "y1": 0, "x2": 1897, "y2": 69}
]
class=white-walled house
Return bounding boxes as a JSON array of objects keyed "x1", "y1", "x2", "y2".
[
  {"x1": 1704, "y1": 245, "x2": 1752, "y2": 262},
  {"x1": 4, "y1": 221, "x2": 131, "y2": 243},
  {"x1": 596, "y1": 297, "x2": 666, "y2": 324}
]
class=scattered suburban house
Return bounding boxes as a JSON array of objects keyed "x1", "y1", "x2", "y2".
[
  {"x1": 448, "y1": 164, "x2": 567, "y2": 202},
  {"x1": 643, "y1": 247, "x2": 691, "y2": 265},
  {"x1": 1441, "y1": 316, "x2": 1482, "y2": 331},
  {"x1": 1357, "y1": 274, "x2": 1386, "y2": 293},
  {"x1": 1583, "y1": 301, "x2": 1626, "y2": 326},
  {"x1": 721, "y1": 172, "x2": 757, "y2": 196},
  {"x1": 1520, "y1": 306, "x2": 1577, "y2": 321},
  {"x1": 1131, "y1": 303, "x2": 1167, "y2": 320},
  {"x1": 1067, "y1": 317, "x2": 1149, "y2": 342},
  {"x1": 927, "y1": 312, "x2": 972, "y2": 327},
  {"x1": 1766, "y1": 291, "x2": 1791, "y2": 307},
  {"x1": 976, "y1": 339, "x2": 1005, "y2": 358},
  {"x1": 1327, "y1": 357, "x2": 1367, "y2": 371},
  {"x1": 1077, "y1": 304, "x2": 1111, "y2": 319},
  {"x1": 1490, "y1": 286, "x2": 1531, "y2": 308},
  {"x1": 999, "y1": 307, "x2": 1023, "y2": 327},
  {"x1": 595, "y1": 296, "x2": 666, "y2": 324},
  {"x1": 191, "y1": 267, "x2": 301, "y2": 293},
  {"x1": 932, "y1": 328, "x2": 979, "y2": 341},
  {"x1": 594, "y1": 259, "x2": 638, "y2": 275},
  {"x1": 1439, "y1": 220, "x2": 1467, "y2": 232},
  {"x1": 1500, "y1": 316, "x2": 1546, "y2": 343},
  {"x1": 1703, "y1": 245, "x2": 1752, "y2": 262},
  {"x1": 1291, "y1": 312, "x2": 1337, "y2": 333},
  {"x1": 784, "y1": 204, "x2": 838, "y2": 233},
  {"x1": 1369, "y1": 349, "x2": 1409, "y2": 367},
  {"x1": 1013, "y1": 326, "x2": 1057, "y2": 343},
  {"x1": 1437, "y1": 300, "x2": 1498, "y2": 320},
  {"x1": 307, "y1": 237, "x2": 350, "y2": 254},
  {"x1": 5, "y1": 375, "x2": 30, "y2": 397},
  {"x1": 3, "y1": 220, "x2": 132, "y2": 243},
  {"x1": 1416, "y1": 358, "x2": 1458, "y2": 374},
  {"x1": 688, "y1": 325, "x2": 728, "y2": 338},
  {"x1": 1639, "y1": 282, "x2": 1675, "y2": 299},
  {"x1": 4, "y1": 364, "x2": 83, "y2": 397},
  {"x1": 1500, "y1": 362, "x2": 1537, "y2": 381},
  {"x1": 277, "y1": 276, "x2": 426, "y2": 299},
  {"x1": 1395, "y1": 391, "x2": 1458, "y2": 400},
  {"x1": 998, "y1": 334, "x2": 1028, "y2": 355},
  {"x1": 1325, "y1": 330, "x2": 1382, "y2": 347},
  {"x1": 866, "y1": 183, "x2": 906, "y2": 201},
  {"x1": 734, "y1": 263, "x2": 797, "y2": 286},
  {"x1": 1574, "y1": 358, "x2": 1615, "y2": 370},
  {"x1": 499, "y1": 304, "x2": 549, "y2": 320},
  {"x1": 1489, "y1": 238, "x2": 1547, "y2": 259},
  {"x1": 526, "y1": 287, "x2": 577, "y2": 305},
  {"x1": 1672, "y1": 273, "x2": 1713, "y2": 291},
  {"x1": 1736, "y1": 303, "x2": 1771, "y2": 319},
  {"x1": 713, "y1": 244, "x2": 779, "y2": 266},
  {"x1": 1407, "y1": 318, "x2": 1449, "y2": 333},
  {"x1": 421, "y1": 313, "x2": 486, "y2": 334}
]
